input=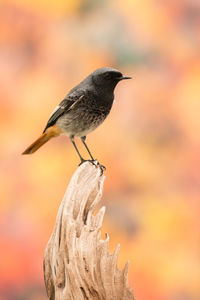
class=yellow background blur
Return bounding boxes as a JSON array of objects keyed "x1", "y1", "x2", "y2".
[{"x1": 0, "y1": 0, "x2": 200, "y2": 299}]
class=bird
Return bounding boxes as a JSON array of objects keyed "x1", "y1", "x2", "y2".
[{"x1": 22, "y1": 67, "x2": 131, "y2": 172}]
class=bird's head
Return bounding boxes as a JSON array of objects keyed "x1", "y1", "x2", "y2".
[{"x1": 89, "y1": 67, "x2": 131, "y2": 92}]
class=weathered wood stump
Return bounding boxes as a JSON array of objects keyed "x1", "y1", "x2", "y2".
[{"x1": 44, "y1": 162, "x2": 134, "y2": 300}]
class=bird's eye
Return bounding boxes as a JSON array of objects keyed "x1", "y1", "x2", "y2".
[{"x1": 103, "y1": 73, "x2": 112, "y2": 79}]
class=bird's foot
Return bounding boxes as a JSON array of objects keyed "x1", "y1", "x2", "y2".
[
  {"x1": 96, "y1": 161, "x2": 106, "y2": 175},
  {"x1": 79, "y1": 159, "x2": 106, "y2": 175},
  {"x1": 79, "y1": 159, "x2": 97, "y2": 167}
]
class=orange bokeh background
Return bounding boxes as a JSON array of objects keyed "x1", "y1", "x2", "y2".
[{"x1": 0, "y1": 0, "x2": 200, "y2": 299}]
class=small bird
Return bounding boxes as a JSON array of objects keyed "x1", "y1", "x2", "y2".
[{"x1": 22, "y1": 67, "x2": 131, "y2": 172}]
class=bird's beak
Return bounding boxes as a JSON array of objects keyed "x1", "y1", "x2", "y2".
[{"x1": 118, "y1": 75, "x2": 132, "y2": 80}]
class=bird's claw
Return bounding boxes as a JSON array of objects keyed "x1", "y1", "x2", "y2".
[
  {"x1": 96, "y1": 161, "x2": 106, "y2": 175},
  {"x1": 79, "y1": 159, "x2": 97, "y2": 166},
  {"x1": 79, "y1": 159, "x2": 106, "y2": 175}
]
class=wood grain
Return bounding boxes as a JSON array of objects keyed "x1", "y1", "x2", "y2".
[{"x1": 44, "y1": 162, "x2": 134, "y2": 300}]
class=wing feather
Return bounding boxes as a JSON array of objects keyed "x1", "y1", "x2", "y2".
[{"x1": 43, "y1": 94, "x2": 84, "y2": 133}]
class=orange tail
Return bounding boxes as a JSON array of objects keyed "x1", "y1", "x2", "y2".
[{"x1": 22, "y1": 125, "x2": 61, "y2": 155}]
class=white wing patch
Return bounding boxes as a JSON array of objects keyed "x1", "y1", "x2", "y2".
[
  {"x1": 49, "y1": 105, "x2": 60, "y2": 118},
  {"x1": 68, "y1": 95, "x2": 84, "y2": 111},
  {"x1": 49, "y1": 95, "x2": 84, "y2": 119}
]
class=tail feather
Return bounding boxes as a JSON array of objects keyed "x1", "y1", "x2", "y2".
[{"x1": 22, "y1": 125, "x2": 61, "y2": 155}]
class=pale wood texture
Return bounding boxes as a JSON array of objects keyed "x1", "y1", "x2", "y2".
[{"x1": 44, "y1": 162, "x2": 134, "y2": 300}]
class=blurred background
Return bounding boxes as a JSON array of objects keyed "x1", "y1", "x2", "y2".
[{"x1": 0, "y1": 0, "x2": 200, "y2": 299}]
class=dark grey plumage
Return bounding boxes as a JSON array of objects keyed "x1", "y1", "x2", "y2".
[
  {"x1": 23, "y1": 67, "x2": 131, "y2": 171},
  {"x1": 44, "y1": 67, "x2": 131, "y2": 137}
]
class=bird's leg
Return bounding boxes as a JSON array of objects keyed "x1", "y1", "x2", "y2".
[
  {"x1": 81, "y1": 136, "x2": 95, "y2": 161},
  {"x1": 70, "y1": 136, "x2": 86, "y2": 165},
  {"x1": 81, "y1": 136, "x2": 106, "y2": 175}
]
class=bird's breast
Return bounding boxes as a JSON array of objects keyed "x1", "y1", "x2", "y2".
[{"x1": 56, "y1": 97, "x2": 111, "y2": 137}]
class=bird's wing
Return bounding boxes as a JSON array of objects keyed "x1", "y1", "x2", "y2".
[{"x1": 43, "y1": 94, "x2": 84, "y2": 133}]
